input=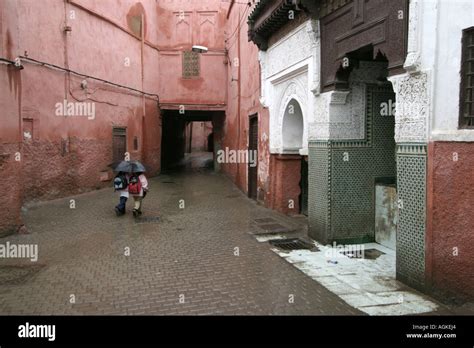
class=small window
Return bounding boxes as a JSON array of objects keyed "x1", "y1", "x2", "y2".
[
  {"x1": 460, "y1": 27, "x2": 474, "y2": 128},
  {"x1": 182, "y1": 51, "x2": 200, "y2": 78}
]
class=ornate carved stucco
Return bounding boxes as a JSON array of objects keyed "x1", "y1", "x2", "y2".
[
  {"x1": 270, "y1": 73, "x2": 308, "y2": 153},
  {"x1": 263, "y1": 20, "x2": 319, "y2": 81},
  {"x1": 260, "y1": 20, "x2": 320, "y2": 154},
  {"x1": 390, "y1": 72, "x2": 429, "y2": 143},
  {"x1": 311, "y1": 83, "x2": 365, "y2": 140},
  {"x1": 328, "y1": 82, "x2": 366, "y2": 140},
  {"x1": 311, "y1": 61, "x2": 389, "y2": 141},
  {"x1": 311, "y1": 92, "x2": 331, "y2": 140}
]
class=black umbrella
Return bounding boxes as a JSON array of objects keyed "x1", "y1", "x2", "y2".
[
  {"x1": 113, "y1": 160, "x2": 146, "y2": 173},
  {"x1": 130, "y1": 160, "x2": 146, "y2": 173},
  {"x1": 113, "y1": 161, "x2": 132, "y2": 173}
]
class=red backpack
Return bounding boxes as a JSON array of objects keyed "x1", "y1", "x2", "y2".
[{"x1": 128, "y1": 175, "x2": 142, "y2": 195}]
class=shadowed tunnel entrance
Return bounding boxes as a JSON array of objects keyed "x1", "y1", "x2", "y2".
[{"x1": 160, "y1": 110, "x2": 225, "y2": 172}]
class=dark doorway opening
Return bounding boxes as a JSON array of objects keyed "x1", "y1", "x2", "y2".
[
  {"x1": 160, "y1": 111, "x2": 186, "y2": 171},
  {"x1": 160, "y1": 110, "x2": 224, "y2": 173},
  {"x1": 299, "y1": 157, "x2": 308, "y2": 216},
  {"x1": 248, "y1": 115, "x2": 258, "y2": 200},
  {"x1": 207, "y1": 132, "x2": 214, "y2": 152}
]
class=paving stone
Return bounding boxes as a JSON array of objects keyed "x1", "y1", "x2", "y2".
[{"x1": 0, "y1": 170, "x2": 361, "y2": 315}]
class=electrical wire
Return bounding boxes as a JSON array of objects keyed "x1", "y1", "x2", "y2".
[
  {"x1": 226, "y1": 4, "x2": 250, "y2": 43},
  {"x1": 0, "y1": 57, "x2": 16, "y2": 65},
  {"x1": 16, "y1": 55, "x2": 160, "y2": 101},
  {"x1": 225, "y1": 2, "x2": 251, "y2": 43},
  {"x1": 225, "y1": 6, "x2": 251, "y2": 51}
]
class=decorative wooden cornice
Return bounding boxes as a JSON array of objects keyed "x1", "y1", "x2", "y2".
[
  {"x1": 248, "y1": 0, "x2": 318, "y2": 50},
  {"x1": 248, "y1": 0, "x2": 353, "y2": 50}
]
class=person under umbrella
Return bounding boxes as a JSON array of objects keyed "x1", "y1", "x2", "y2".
[
  {"x1": 128, "y1": 169, "x2": 149, "y2": 217},
  {"x1": 113, "y1": 168, "x2": 130, "y2": 216},
  {"x1": 113, "y1": 160, "x2": 148, "y2": 217}
]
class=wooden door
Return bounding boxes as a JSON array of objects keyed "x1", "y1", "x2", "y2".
[
  {"x1": 248, "y1": 116, "x2": 258, "y2": 200},
  {"x1": 113, "y1": 128, "x2": 127, "y2": 163}
]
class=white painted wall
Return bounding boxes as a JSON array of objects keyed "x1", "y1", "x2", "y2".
[
  {"x1": 392, "y1": 0, "x2": 474, "y2": 143},
  {"x1": 259, "y1": 20, "x2": 320, "y2": 155},
  {"x1": 431, "y1": 0, "x2": 474, "y2": 141}
]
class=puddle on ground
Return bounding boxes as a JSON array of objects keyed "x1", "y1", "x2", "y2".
[{"x1": 0, "y1": 264, "x2": 46, "y2": 285}]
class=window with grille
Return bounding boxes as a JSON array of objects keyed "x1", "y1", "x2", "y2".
[
  {"x1": 460, "y1": 27, "x2": 474, "y2": 128},
  {"x1": 182, "y1": 51, "x2": 200, "y2": 78}
]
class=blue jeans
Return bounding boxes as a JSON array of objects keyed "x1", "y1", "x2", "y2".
[{"x1": 116, "y1": 196, "x2": 128, "y2": 214}]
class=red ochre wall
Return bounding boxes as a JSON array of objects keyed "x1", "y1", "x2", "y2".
[
  {"x1": 186, "y1": 122, "x2": 212, "y2": 152},
  {"x1": 0, "y1": 0, "x2": 287, "y2": 237},
  {"x1": 223, "y1": 2, "x2": 271, "y2": 204},
  {"x1": 426, "y1": 141, "x2": 474, "y2": 300},
  {"x1": 267, "y1": 155, "x2": 302, "y2": 215},
  {"x1": 1, "y1": 0, "x2": 26, "y2": 236},
  {"x1": 223, "y1": 2, "x2": 300, "y2": 216},
  {"x1": 0, "y1": 0, "x2": 162, "y2": 234},
  {"x1": 155, "y1": 0, "x2": 228, "y2": 108}
]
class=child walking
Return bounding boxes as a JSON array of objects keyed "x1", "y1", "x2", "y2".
[
  {"x1": 114, "y1": 171, "x2": 130, "y2": 216},
  {"x1": 128, "y1": 171, "x2": 149, "y2": 217}
]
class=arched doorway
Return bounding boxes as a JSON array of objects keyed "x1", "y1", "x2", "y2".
[
  {"x1": 278, "y1": 98, "x2": 307, "y2": 215},
  {"x1": 282, "y1": 99, "x2": 304, "y2": 151}
]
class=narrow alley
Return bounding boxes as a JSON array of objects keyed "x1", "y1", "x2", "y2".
[
  {"x1": 1, "y1": 1, "x2": 473, "y2": 338},
  {"x1": 0, "y1": 155, "x2": 363, "y2": 315}
]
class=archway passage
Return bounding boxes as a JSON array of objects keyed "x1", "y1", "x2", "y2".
[
  {"x1": 282, "y1": 99, "x2": 304, "y2": 152},
  {"x1": 185, "y1": 121, "x2": 213, "y2": 154},
  {"x1": 160, "y1": 110, "x2": 224, "y2": 173}
]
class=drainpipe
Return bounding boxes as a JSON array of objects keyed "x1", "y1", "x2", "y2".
[
  {"x1": 189, "y1": 122, "x2": 193, "y2": 153},
  {"x1": 236, "y1": 5, "x2": 242, "y2": 186},
  {"x1": 227, "y1": 0, "x2": 235, "y2": 19},
  {"x1": 63, "y1": 0, "x2": 70, "y2": 100}
]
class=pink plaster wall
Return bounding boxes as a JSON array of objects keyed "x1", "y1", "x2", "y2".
[
  {"x1": 156, "y1": 0, "x2": 228, "y2": 108},
  {"x1": 0, "y1": 0, "x2": 162, "y2": 234},
  {"x1": 1, "y1": 0, "x2": 26, "y2": 235},
  {"x1": 223, "y1": 1, "x2": 270, "y2": 201},
  {"x1": 186, "y1": 121, "x2": 212, "y2": 152},
  {"x1": 0, "y1": 0, "x2": 270, "y2": 236}
]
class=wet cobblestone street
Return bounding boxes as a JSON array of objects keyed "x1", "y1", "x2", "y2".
[{"x1": 0, "y1": 162, "x2": 361, "y2": 315}]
